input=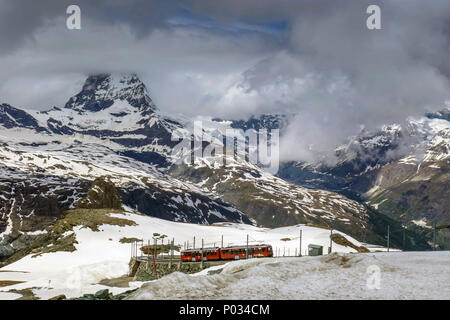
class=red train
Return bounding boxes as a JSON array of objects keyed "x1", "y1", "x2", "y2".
[{"x1": 180, "y1": 244, "x2": 273, "y2": 262}]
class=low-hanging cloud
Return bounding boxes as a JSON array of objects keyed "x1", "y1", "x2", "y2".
[{"x1": 0, "y1": 0, "x2": 449, "y2": 164}]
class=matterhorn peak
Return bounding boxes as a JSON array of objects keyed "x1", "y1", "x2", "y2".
[{"x1": 64, "y1": 73, "x2": 156, "y2": 113}]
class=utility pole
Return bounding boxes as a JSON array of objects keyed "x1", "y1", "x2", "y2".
[
  {"x1": 403, "y1": 229, "x2": 406, "y2": 251},
  {"x1": 433, "y1": 222, "x2": 436, "y2": 251},
  {"x1": 201, "y1": 238, "x2": 204, "y2": 269},
  {"x1": 387, "y1": 225, "x2": 390, "y2": 252},
  {"x1": 170, "y1": 238, "x2": 174, "y2": 266},
  {"x1": 246, "y1": 234, "x2": 249, "y2": 259},
  {"x1": 329, "y1": 228, "x2": 333, "y2": 254},
  {"x1": 221, "y1": 235, "x2": 223, "y2": 248},
  {"x1": 299, "y1": 229, "x2": 302, "y2": 257},
  {"x1": 193, "y1": 236, "x2": 196, "y2": 250}
]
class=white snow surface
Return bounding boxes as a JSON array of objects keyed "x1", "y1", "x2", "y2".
[
  {"x1": 0, "y1": 209, "x2": 382, "y2": 300},
  {"x1": 128, "y1": 251, "x2": 450, "y2": 300}
]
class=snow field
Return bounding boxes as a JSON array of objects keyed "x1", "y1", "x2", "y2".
[{"x1": 0, "y1": 210, "x2": 373, "y2": 299}]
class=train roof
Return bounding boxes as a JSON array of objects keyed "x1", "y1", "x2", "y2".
[
  {"x1": 182, "y1": 247, "x2": 219, "y2": 252},
  {"x1": 181, "y1": 244, "x2": 272, "y2": 252}
]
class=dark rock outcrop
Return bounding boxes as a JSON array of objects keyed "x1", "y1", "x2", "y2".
[{"x1": 76, "y1": 177, "x2": 123, "y2": 210}]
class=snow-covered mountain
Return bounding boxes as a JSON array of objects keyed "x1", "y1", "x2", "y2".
[
  {"x1": 0, "y1": 74, "x2": 247, "y2": 260},
  {"x1": 0, "y1": 73, "x2": 434, "y2": 263},
  {"x1": 276, "y1": 110, "x2": 450, "y2": 248},
  {"x1": 9, "y1": 74, "x2": 183, "y2": 164},
  {"x1": 212, "y1": 113, "x2": 290, "y2": 132}
]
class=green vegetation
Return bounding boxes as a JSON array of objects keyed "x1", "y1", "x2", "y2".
[
  {"x1": 140, "y1": 244, "x2": 180, "y2": 255},
  {"x1": 0, "y1": 208, "x2": 135, "y2": 268},
  {"x1": 31, "y1": 232, "x2": 78, "y2": 258},
  {"x1": 8, "y1": 287, "x2": 40, "y2": 300},
  {"x1": 119, "y1": 237, "x2": 142, "y2": 244},
  {"x1": 366, "y1": 160, "x2": 450, "y2": 249},
  {"x1": 331, "y1": 233, "x2": 369, "y2": 253},
  {"x1": 0, "y1": 280, "x2": 24, "y2": 287},
  {"x1": 98, "y1": 276, "x2": 134, "y2": 288},
  {"x1": 364, "y1": 205, "x2": 431, "y2": 250},
  {"x1": 53, "y1": 208, "x2": 133, "y2": 233}
]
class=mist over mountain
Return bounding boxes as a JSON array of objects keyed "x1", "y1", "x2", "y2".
[
  {"x1": 1, "y1": 1, "x2": 449, "y2": 165},
  {"x1": 2, "y1": 72, "x2": 442, "y2": 265}
]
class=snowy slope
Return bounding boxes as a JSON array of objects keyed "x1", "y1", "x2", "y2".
[
  {"x1": 0, "y1": 208, "x2": 379, "y2": 300},
  {"x1": 128, "y1": 251, "x2": 450, "y2": 300},
  {"x1": 0, "y1": 72, "x2": 411, "y2": 261},
  {"x1": 0, "y1": 73, "x2": 374, "y2": 239},
  {"x1": 0, "y1": 126, "x2": 250, "y2": 260}
]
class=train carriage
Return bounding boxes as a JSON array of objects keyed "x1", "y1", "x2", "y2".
[{"x1": 181, "y1": 244, "x2": 272, "y2": 262}]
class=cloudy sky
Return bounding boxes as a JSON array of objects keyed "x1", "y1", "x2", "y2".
[{"x1": 1, "y1": 0, "x2": 449, "y2": 161}]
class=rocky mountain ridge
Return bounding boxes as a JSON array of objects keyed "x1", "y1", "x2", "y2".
[{"x1": 0, "y1": 73, "x2": 436, "y2": 261}]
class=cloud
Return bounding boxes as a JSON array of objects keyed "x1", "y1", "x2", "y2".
[{"x1": 0, "y1": 0, "x2": 449, "y2": 164}]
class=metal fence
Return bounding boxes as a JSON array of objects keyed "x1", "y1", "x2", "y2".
[{"x1": 130, "y1": 231, "x2": 310, "y2": 261}]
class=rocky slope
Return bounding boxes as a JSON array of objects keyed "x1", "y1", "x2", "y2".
[
  {"x1": 276, "y1": 110, "x2": 450, "y2": 249},
  {"x1": 76, "y1": 177, "x2": 123, "y2": 210},
  {"x1": 0, "y1": 72, "x2": 434, "y2": 261},
  {"x1": 0, "y1": 74, "x2": 251, "y2": 260}
]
